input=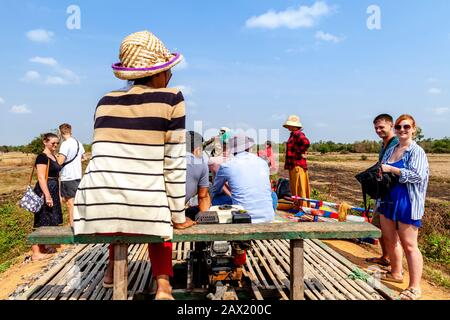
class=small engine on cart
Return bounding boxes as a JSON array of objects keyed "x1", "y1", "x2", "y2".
[{"x1": 189, "y1": 205, "x2": 251, "y2": 289}]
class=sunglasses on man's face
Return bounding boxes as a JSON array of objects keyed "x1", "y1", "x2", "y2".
[{"x1": 394, "y1": 124, "x2": 412, "y2": 131}]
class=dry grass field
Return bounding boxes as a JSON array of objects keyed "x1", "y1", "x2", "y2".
[
  {"x1": 306, "y1": 153, "x2": 450, "y2": 204},
  {"x1": 0, "y1": 152, "x2": 35, "y2": 197}
]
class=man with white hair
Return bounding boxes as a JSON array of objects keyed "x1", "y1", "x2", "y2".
[{"x1": 213, "y1": 135, "x2": 275, "y2": 223}]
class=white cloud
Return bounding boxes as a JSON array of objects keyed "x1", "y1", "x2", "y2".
[
  {"x1": 315, "y1": 31, "x2": 343, "y2": 43},
  {"x1": 173, "y1": 58, "x2": 188, "y2": 71},
  {"x1": 21, "y1": 70, "x2": 41, "y2": 82},
  {"x1": 26, "y1": 29, "x2": 54, "y2": 43},
  {"x1": 428, "y1": 88, "x2": 442, "y2": 95},
  {"x1": 10, "y1": 104, "x2": 32, "y2": 114},
  {"x1": 175, "y1": 85, "x2": 194, "y2": 96},
  {"x1": 245, "y1": 1, "x2": 332, "y2": 30},
  {"x1": 0, "y1": 97, "x2": 5, "y2": 105},
  {"x1": 432, "y1": 107, "x2": 449, "y2": 116},
  {"x1": 45, "y1": 76, "x2": 69, "y2": 85},
  {"x1": 57, "y1": 68, "x2": 80, "y2": 84},
  {"x1": 25, "y1": 56, "x2": 80, "y2": 85},
  {"x1": 30, "y1": 56, "x2": 58, "y2": 66},
  {"x1": 271, "y1": 113, "x2": 287, "y2": 121}
]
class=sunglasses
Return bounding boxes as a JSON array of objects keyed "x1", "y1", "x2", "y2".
[{"x1": 394, "y1": 124, "x2": 412, "y2": 131}]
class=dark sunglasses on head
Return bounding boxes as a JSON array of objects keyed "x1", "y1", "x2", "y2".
[{"x1": 394, "y1": 124, "x2": 412, "y2": 131}]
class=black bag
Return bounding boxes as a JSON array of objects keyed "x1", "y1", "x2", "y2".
[
  {"x1": 355, "y1": 162, "x2": 398, "y2": 212},
  {"x1": 276, "y1": 178, "x2": 292, "y2": 200}
]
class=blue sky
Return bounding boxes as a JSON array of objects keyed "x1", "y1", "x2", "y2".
[{"x1": 0, "y1": 0, "x2": 449, "y2": 145}]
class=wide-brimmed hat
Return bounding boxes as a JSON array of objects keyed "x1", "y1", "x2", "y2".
[
  {"x1": 228, "y1": 135, "x2": 255, "y2": 154},
  {"x1": 283, "y1": 115, "x2": 303, "y2": 129},
  {"x1": 112, "y1": 31, "x2": 183, "y2": 80}
]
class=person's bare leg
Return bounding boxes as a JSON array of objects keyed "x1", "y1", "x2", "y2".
[
  {"x1": 367, "y1": 212, "x2": 390, "y2": 265},
  {"x1": 64, "y1": 197, "x2": 74, "y2": 226},
  {"x1": 44, "y1": 245, "x2": 57, "y2": 254},
  {"x1": 155, "y1": 275, "x2": 174, "y2": 300},
  {"x1": 398, "y1": 222, "x2": 422, "y2": 290},
  {"x1": 103, "y1": 260, "x2": 114, "y2": 285},
  {"x1": 32, "y1": 244, "x2": 47, "y2": 261},
  {"x1": 379, "y1": 236, "x2": 390, "y2": 260},
  {"x1": 103, "y1": 245, "x2": 114, "y2": 285},
  {"x1": 380, "y1": 215, "x2": 403, "y2": 278}
]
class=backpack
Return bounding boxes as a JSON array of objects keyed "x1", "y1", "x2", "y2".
[
  {"x1": 355, "y1": 162, "x2": 398, "y2": 212},
  {"x1": 276, "y1": 178, "x2": 292, "y2": 200}
]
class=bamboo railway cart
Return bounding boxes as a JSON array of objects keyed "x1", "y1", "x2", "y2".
[{"x1": 28, "y1": 222, "x2": 380, "y2": 300}]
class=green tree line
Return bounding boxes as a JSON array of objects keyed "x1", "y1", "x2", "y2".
[
  {"x1": 259, "y1": 137, "x2": 450, "y2": 154},
  {"x1": 2, "y1": 133, "x2": 450, "y2": 155},
  {"x1": 0, "y1": 134, "x2": 92, "y2": 155}
]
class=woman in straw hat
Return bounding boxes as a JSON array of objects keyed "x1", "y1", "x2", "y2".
[
  {"x1": 73, "y1": 30, "x2": 195, "y2": 300},
  {"x1": 283, "y1": 115, "x2": 311, "y2": 209}
]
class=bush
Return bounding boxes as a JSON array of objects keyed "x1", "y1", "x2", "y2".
[
  {"x1": 0, "y1": 203, "x2": 33, "y2": 265},
  {"x1": 311, "y1": 188, "x2": 328, "y2": 201},
  {"x1": 415, "y1": 138, "x2": 450, "y2": 153},
  {"x1": 420, "y1": 233, "x2": 450, "y2": 264},
  {"x1": 360, "y1": 155, "x2": 368, "y2": 161},
  {"x1": 83, "y1": 144, "x2": 92, "y2": 153},
  {"x1": 0, "y1": 261, "x2": 12, "y2": 274}
]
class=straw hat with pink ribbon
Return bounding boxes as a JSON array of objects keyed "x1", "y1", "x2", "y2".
[{"x1": 112, "y1": 31, "x2": 183, "y2": 80}]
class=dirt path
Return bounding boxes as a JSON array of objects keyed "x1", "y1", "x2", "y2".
[
  {"x1": 323, "y1": 240, "x2": 450, "y2": 300},
  {"x1": 1, "y1": 241, "x2": 448, "y2": 300},
  {"x1": 0, "y1": 245, "x2": 76, "y2": 300},
  {"x1": 0, "y1": 252, "x2": 56, "y2": 299}
]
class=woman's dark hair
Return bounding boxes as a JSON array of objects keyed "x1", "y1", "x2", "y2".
[
  {"x1": 130, "y1": 76, "x2": 154, "y2": 86},
  {"x1": 43, "y1": 133, "x2": 58, "y2": 142},
  {"x1": 266, "y1": 141, "x2": 272, "y2": 148}
]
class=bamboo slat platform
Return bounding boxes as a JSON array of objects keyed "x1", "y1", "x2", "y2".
[{"x1": 19, "y1": 240, "x2": 394, "y2": 300}]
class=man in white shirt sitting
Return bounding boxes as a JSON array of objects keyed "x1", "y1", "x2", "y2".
[
  {"x1": 57, "y1": 123, "x2": 87, "y2": 226},
  {"x1": 213, "y1": 135, "x2": 275, "y2": 223}
]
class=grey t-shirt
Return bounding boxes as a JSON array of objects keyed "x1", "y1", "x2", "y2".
[{"x1": 186, "y1": 153, "x2": 210, "y2": 204}]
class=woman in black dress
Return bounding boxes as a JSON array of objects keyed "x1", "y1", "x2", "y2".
[{"x1": 31, "y1": 133, "x2": 63, "y2": 261}]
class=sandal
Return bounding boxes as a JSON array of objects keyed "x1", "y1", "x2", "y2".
[
  {"x1": 381, "y1": 272, "x2": 404, "y2": 283},
  {"x1": 365, "y1": 257, "x2": 390, "y2": 267},
  {"x1": 102, "y1": 281, "x2": 114, "y2": 288},
  {"x1": 399, "y1": 288, "x2": 421, "y2": 300}
]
